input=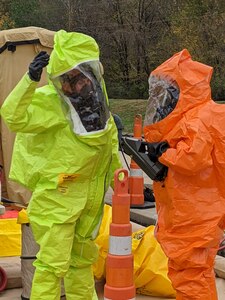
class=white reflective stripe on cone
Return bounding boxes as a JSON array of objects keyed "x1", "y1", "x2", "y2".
[
  {"x1": 109, "y1": 236, "x2": 132, "y2": 255},
  {"x1": 130, "y1": 168, "x2": 143, "y2": 177}
]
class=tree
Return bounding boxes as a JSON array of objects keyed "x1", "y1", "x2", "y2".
[
  {"x1": 0, "y1": 13, "x2": 14, "y2": 30},
  {"x1": 1, "y1": 0, "x2": 225, "y2": 99},
  {"x1": 9, "y1": 0, "x2": 42, "y2": 28},
  {"x1": 170, "y1": 0, "x2": 225, "y2": 99}
]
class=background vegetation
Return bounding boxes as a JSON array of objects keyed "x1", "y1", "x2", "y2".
[
  {"x1": 110, "y1": 99, "x2": 147, "y2": 133},
  {"x1": 0, "y1": 0, "x2": 225, "y2": 100}
]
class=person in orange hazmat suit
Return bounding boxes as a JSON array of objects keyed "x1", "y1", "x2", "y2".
[{"x1": 143, "y1": 49, "x2": 225, "y2": 300}]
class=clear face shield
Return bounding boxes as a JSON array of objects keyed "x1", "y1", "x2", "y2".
[
  {"x1": 144, "y1": 74, "x2": 180, "y2": 126},
  {"x1": 52, "y1": 61, "x2": 110, "y2": 135}
]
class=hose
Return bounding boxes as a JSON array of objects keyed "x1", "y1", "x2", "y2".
[
  {"x1": 0, "y1": 266, "x2": 7, "y2": 292},
  {"x1": 218, "y1": 236, "x2": 225, "y2": 251}
]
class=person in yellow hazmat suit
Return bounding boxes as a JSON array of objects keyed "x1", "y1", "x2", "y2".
[
  {"x1": 1, "y1": 30, "x2": 121, "y2": 300},
  {"x1": 143, "y1": 49, "x2": 225, "y2": 300}
]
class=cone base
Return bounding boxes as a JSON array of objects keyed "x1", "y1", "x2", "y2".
[{"x1": 104, "y1": 284, "x2": 136, "y2": 300}]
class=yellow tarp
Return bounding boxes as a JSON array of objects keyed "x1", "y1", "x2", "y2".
[{"x1": 0, "y1": 211, "x2": 21, "y2": 257}]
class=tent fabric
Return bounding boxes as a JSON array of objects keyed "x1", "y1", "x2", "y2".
[
  {"x1": 0, "y1": 27, "x2": 55, "y2": 52},
  {"x1": 0, "y1": 27, "x2": 55, "y2": 205}
]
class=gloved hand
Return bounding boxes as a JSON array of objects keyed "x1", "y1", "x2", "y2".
[
  {"x1": 28, "y1": 51, "x2": 50, "y2": 82},
  {"x1": 147, "y1": 141, "x2": 169, "y2": 163},
  {"x1": 144, "y1": 187, "x2": 155, "y2": 202},
  {"x1": 155, "y1": 163, "x2": 168, "y2": 181},
  {"x1": 113, "y1": 114, "x2": 124, "y2": 149}
]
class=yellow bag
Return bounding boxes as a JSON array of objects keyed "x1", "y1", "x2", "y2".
[
  {"x1": 93, "y1": 204, "x2": 112, "y2": 280},
  {"x1": 17, "y1": 208, "x2": 29, "y2": 224},
  {"x1": 132, "y1": 226, "x2": 176, "y2": 297},
  {"x1": 93, "y1": 204, "x2": 176, "y2": 298}
]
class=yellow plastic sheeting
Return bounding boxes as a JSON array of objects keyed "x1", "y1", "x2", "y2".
[
  {"x1": 0, "y1": 211, "x2": 21, "y2": 257},
  {"x1": 93, "y1": 204, "x2": 176, "y2": 298}
]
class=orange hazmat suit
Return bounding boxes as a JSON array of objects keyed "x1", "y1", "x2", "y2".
[{"x1": 144, "y1": 49, "x2": 225, "y2": 300}]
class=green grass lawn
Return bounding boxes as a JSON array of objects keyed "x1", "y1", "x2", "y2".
[{"x1": 109, "y1": 99, "x2": 148, "y2": 134}]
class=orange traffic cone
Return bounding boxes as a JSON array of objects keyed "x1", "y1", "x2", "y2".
[
  {"x1": 104, "y1": 169, "x2": 136, "y2": 300},
  {"x1": 129, "y1": 114, "x2": 144, "y2": 206}
]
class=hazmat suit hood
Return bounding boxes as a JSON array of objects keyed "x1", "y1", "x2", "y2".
[
  {"x1": 47, "y1": 30, "x2": 100, "y2": 77},
  {"x1": 144, "y1": 49, "x2": 213, "y2": 142},
  {"x1": 47, "y1": 30, "x2": 110, "y2": 135}
]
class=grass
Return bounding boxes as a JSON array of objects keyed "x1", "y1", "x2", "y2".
[{"x1": 109, "y1": 99, "x2": 148, "y2": 134}]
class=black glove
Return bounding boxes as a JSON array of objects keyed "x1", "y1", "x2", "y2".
[
  {"x1": 144, "y1": 187, "x2": 155, "y2": 202},
  {"x1": 113, "y1": 114, "x2": 124, "y2": 149},
  {"x1": 28, "y1": 51, "x2": 50, "y2": 82},
  {"x1": 147, "y1": 141, "x2": 169, "y2": 163}
]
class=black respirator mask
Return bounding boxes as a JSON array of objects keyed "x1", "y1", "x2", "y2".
[
  {"x1": 153, "y1": 85, "x2": 179, "y2": 123},
  {"x1": 144, "y1": 75, "x2": 180, "y2": 125},
  {"x1": 68, "y1": 83, "x2": 107, "y2": 132}
]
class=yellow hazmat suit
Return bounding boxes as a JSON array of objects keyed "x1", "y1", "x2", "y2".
[
  {"x1": 1, "y1": 30, "x2": 121, "y2": 300},
  {"x1": 144, "y1": 49, "x2": 225, "y2": 300}
]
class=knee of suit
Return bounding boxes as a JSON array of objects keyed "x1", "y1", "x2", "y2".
[
  {"x1": 70, "y1": 238, "x2": 99, "y2": 268},
  {"x1": 34, "y1": 243, "x2": 98, "y2": 277},
  {"x1": 33, "y1": 259, "x2": 69, "y2": 278}
]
